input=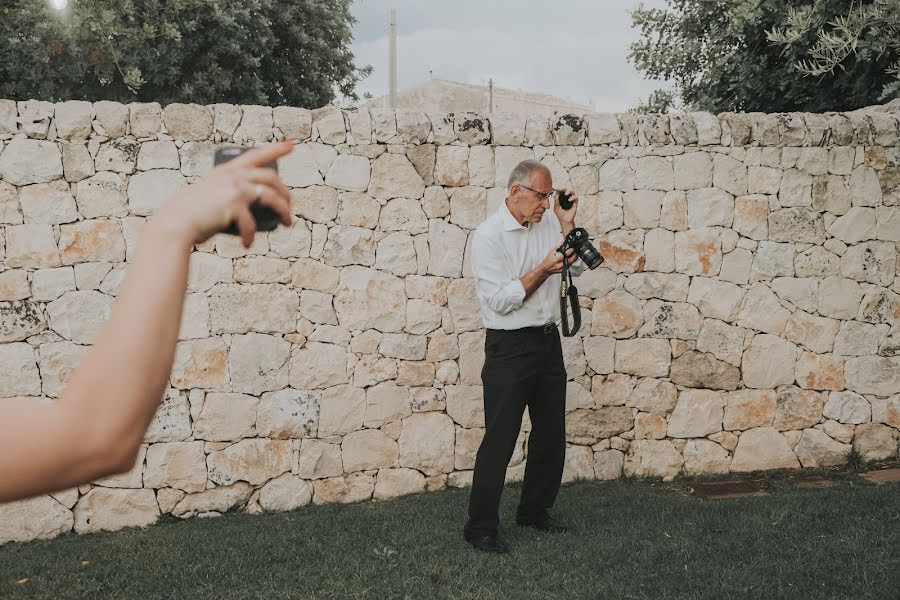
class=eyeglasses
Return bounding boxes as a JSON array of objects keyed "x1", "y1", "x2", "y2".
[{"x1": 518, "y1": 184, "x2": 554, "y2": 200}]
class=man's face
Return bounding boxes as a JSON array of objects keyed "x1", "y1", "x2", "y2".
[{"x1": 514, "y1": 169, "x2": 553, "y2": 224}]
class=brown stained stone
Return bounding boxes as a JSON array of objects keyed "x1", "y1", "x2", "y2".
[
  {"x1": 796, "y1": 353, "x2": 845, "y2": 391},
  {"x1": 862, "y1": 468, "x2": 900, "y2": 484},
  {"x1": 599, "y1": 238, "x2": 645, "y2": 273}
]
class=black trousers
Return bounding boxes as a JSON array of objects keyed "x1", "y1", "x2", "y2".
[{"x1": 465, "y1": 324, "x2": 567, "y2": 536}]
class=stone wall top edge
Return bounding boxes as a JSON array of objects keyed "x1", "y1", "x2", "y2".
[{"x1": 1, "y1": 98, "x2": 898, "y2": 148}]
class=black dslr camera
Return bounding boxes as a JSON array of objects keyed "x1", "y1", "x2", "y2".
[
  {"x1": 557, "y1": 227, "x2": 604, "y2": 270},
  {"x1": 556, "y1": 192, "x2": 604, "y2": 337}
]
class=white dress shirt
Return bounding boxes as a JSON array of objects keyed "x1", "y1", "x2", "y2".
[{"x1": 472, "y1": 199, "x2": 585, "y2": 330}]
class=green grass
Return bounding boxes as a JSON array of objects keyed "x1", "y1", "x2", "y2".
[{"x1": 1, "y1": 478, "x2": 898, "y2": 600}]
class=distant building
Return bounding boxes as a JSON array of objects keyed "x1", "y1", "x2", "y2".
[{"x1": 365, "y1": 78, "x2": 593, "y2": 116}]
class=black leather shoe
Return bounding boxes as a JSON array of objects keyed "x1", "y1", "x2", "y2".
[
  {"x1": 464, "y1": 531, "x2": 510, "y2": 553},
  {"x1": 516, "y1": 517, "x2": 570, "y2": 533}
]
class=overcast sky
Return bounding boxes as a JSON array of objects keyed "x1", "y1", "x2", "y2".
[{"x1": 349, "y1": 0, "x2": 671, "y2": 113}]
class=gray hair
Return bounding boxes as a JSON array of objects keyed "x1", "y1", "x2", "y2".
[{"x1": 507, "y1": 159, "x2": 549, "y2": 190}]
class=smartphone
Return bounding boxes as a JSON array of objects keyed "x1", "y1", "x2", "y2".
[{"x1": 213, "y1": 146, "x2": 281, "y2": 234}]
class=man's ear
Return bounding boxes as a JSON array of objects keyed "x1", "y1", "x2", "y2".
[{"x1": 509, "y1": 184, "x2": 518, "y2": 199}]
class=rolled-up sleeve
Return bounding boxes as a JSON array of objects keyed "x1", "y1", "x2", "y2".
[{"x1": 472, "y1": 232, "x2": 526, "y2": 315}]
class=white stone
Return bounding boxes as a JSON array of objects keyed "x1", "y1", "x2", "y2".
[
  {"x1": 18, "y1": 180, "x2": 77, "y2": 225},
  {"x1": 742, "y1": 334, "x2": 797, "y2": 389},
  {"x1": 145, "y1": 390, "x2": 192, "y2": 442},
  {"x1": 688, "y1": 277, "x2": 743, "y2": 322},
  {"x1": 0, "y1": 495, "x2": 74, "y2": 544},
  {"x1": 687, "y1": 188, "x2": 734, "y2": 228},
  {"x1": 364, "y1": 381, "x2": 412, "y2": 428},
  {"x1": 730, "y1": 427, "x2": 800, "y2": 472},
  {"x1": 841, "y1": 241, "x2": 896, "y2": 287},
  {"x1": 779, "y1": 169, "x2": 813, "y2": 207},
  {"x1": 47, "y1": 290, "x2": 113, "y2": 344},
  {"x1": 833, "y1": 321, "x2": 879, "y2": 356},
  {"x1": 333, "y1": 266, "x2": 406, "y2": 332},
  {"x1": 144, "y1": 442, "x2": 207, "y2": 493},
  {"x1": 398, "y1": 412, "x2": 455, "y2": 475},
  {"x1": 163, "y1": 103, "x2": 213, "y2": 140},
  {"x1": 844, "y1": 356, "x2": 900, "y2": 396},
  {"x1": 0, "y1": 343, "x2": 41, "y2": 396},
  {"x1": 828, "y1": 207, "x2": 877, "y2": 244},
  {"x1": 737, "y1": 282, "x2": 791, "y2": 334},
  {"x1": 427, "y1": 220, "x2": 467, "y2": 277},
  {"x1": 818, "y1": 277, "x2": 863, "y2": 320},
  {"x1": 751, "y1": 241, "x2": 795, "y2": 282},
  {"x1": 719, "y1": 248, "x2": 753, "y2": 285},
  {"x1": 368, "y1": 153, "x2": 425, "y2": 199},
  {"x1": 341, "y1": 429, "x2": 399, "y2": 472},
  {"x1": 614, "y1": 338, "x2": 671, "y2": 378},
  {"x1": 0, "y1": 138, "x2": 63, "y2": 185},
  {"x1": 317, "y1": 385, "x2": 366, "y2": 437},
  {"x1": 74, "y1": 488, "x2": 159, "y2": 534},
  {"x1": 823, "y1": 391, "x2": 871, "y2": 425},
  {"x1": 279, "y1": 144, "x2": 324, "y2": 187},
  {"x1": 259, "y1": 474, "x2": 313, "y2": 511},
  {"x1": 683, "y1": 439, "x2": 731, "y2": 475},
  {"x1": 127, "y1": 170, "x2": 186, "y2": 216},
  {"x1": 209, "y1": 284, "x2": 298, "y2": 334},
  {"x1": 290, "y1": 342, "x2": 349, "y2": 389},
  {"x1": 5, "y1": 224, "x2": 61, "y2": 268},
  {"x1": 312, "y1": 106, "x2": 346, "y2": 144},
  {"x1": 75, "y1": 172, "x2": 128, "y2": 218},
  {"x1": 598, "y1": 159, "x2": 635, "y2": 191},
  {"x1": 667, "y1": 390, "x2": 725, "y2": 438},
  {"x1": 696, "y1": 320, "x2": 746, "y2": 367},
  {"x1": 325, "y1": 154, "x2": 370, "y2": 192},
  {"x1": 207, "y1": 439, "x2": 293, "y2": 486},
  {"x1": 624, "y1": 440, "x2": 684, "y2": 477},
  {"x1": 771, "y1": 277, "x2": 818, "y2": 313},
  {"x1": 850, "y1": 165, "x2": 882, "y2": 207},
  {"x1": 193, "y1": 392, "x2": 258, "y2": 441},
  {"x1": 673, "y1": 152, "x2": 712, "y2": 189}
]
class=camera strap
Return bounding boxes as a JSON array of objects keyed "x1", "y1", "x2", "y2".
[{"x1": 559, "y1": 261, "x2": 581, "y2": 337}]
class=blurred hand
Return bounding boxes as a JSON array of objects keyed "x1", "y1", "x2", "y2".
[{"x1": 155, "y1": 141, "x2": 294, "y2": 248}]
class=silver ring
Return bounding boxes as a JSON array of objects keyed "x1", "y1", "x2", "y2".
[{"x1": 254, "y1": 184, "x2": 263, "y2": 202}]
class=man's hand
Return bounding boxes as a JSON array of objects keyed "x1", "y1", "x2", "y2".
[
  {"x1": 554, "y1": 187, "x2": 578, "y2": 229},
  {"x1": 539, "y1": 246, "x2": 576, "y2": 275},
  {"x1": 519, "y1": 246, "x2": 576, "y2": 299}
]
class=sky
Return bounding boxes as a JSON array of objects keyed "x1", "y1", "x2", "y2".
[{"x1": 349, "y1": 0, "x2": 671, "y2": 113}]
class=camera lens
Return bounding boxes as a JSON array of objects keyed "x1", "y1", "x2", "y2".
[{"x1": 576, "y1": 243, "x2": 604, "y2": 269}]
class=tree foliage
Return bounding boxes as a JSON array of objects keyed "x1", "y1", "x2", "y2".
[
  {"x1": 629, "y1": 0, "x2": 899, "y2": 113},
  {"x1": 767, "y1": 0, "x2": 900, "y2": 102},
  {"x1": 0, "y1": 0, "x2": 370, "y2": 107}
]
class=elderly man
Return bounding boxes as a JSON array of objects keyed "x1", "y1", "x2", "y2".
[{"x1": 464, "y1": 159, "x2": 585, "y2": 553}]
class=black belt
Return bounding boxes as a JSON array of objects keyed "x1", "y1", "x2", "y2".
[{"x1": 488, "y1": 323, "x2": 557, "y2": 335}]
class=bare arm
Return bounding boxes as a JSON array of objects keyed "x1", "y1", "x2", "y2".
[
  {"x1": 0, "y1": 142, "x2": 293, "y2": 502},
  {"x1": 519, "y1": 248, "x2": 574, "y2": 299}
]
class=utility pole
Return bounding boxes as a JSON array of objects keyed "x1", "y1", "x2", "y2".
[
  {"x1": 488, "y1": 78, "x2": 493, "y2": 113},
  {"x1": 389, "y1": 9, "x2": 397, "y2": 110}
]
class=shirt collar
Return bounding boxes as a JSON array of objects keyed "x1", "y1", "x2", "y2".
[{"x1": 500, "y1": 199, "x2": 528, "y2": 231}]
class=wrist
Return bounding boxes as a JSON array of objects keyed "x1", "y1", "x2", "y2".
[{"x1": 147, "y1": 206, "x2": 198, "y2": 253}]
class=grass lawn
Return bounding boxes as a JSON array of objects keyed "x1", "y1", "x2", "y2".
[{"x1": 1, "y1": 473, "x2": 898, "y2": 600}]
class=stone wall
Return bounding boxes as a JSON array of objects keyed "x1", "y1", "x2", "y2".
[{"x1": 1, "y1": 99, "x2": 899, "y2": 544}]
